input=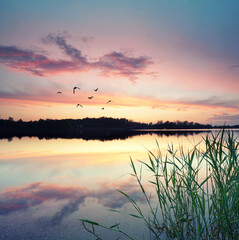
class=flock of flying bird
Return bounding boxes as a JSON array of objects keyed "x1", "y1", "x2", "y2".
[{"x1": 57, "y1": 87, "x2": 113, "y2": 110}]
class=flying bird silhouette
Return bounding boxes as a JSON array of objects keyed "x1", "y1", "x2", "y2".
[
  {"x1": 57, "y1": 91, "x2": 62, "y2": 94},
  {"x1": 76, "y1": 104, "x2": 83, "y2": 108},
  {"x1": 73, "y1": 87, "x2": 80, "y2": 94},
  {"x1": 107, "y1": 100, "x2": 112, "y2": 103},
  {"x1": 101, "y1": 107, "x2": 104, "y2": 110},
  {"x1": 88, "y1": 96, "x2": 94, "y2": 99},
  {"x1": 94, "y1": 88, "x2": 99, "y2": 91}
]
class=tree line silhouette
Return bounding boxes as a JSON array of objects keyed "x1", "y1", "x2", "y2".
[{"x1": 0, "y1": 117, "x2": 238, "y2": 141}]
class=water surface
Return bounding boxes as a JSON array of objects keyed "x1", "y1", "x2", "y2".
[{"x1": 0, "y1": 130, "x2": 235, "y2": 239}]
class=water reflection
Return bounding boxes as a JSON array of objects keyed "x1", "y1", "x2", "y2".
[
  {"x1": 0, "y1": 129, "x2": 209, "y2": 142},
  {"x1": 0, "y1": 180, "x2": 146, "y2": 240},
  {"x1": 0, "y1": 180, "x2": 145, "y2": 217},
  {"x1": 1, "y1": 130, "x2": 237, "y2": 239}
]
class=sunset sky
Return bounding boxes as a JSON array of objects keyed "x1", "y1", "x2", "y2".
[{"x1": 1, "y1": 0, "x2": 239, "y2": 125}]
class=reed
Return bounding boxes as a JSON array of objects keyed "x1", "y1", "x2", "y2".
[{"x1": 80, "y1": 130, "x2": 239, "y2": 239}]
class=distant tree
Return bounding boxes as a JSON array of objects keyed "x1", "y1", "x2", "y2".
[{"x1": 8, "y1": 117, "x2": 14, "y2": 121}]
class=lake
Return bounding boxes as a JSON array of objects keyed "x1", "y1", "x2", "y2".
[{"x1": 0, "y1": 130, "x2": 237, "y2": 240}]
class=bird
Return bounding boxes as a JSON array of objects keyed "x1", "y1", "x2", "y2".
[
  {"x1": 101, "y1": 107, "x2": 104, "y2": 110},
  {"x1": 57, "y1": 91, "x2": 62, "y2": 94},
  {"x1": 107, "y1": 100, "x2": 112, "y2": 103},
  {"x1": 76, "y1": 104, "x2": 83, "y2": 108},
  {"x1": 94, "y1": 88, "x2": 99, "y2": 91},
  {"x1": 73, "y1": 87, "x2": 80, "y2": 94},
  {"x1": 88, "y1": 96, "x2": 94, "y2": 99}
]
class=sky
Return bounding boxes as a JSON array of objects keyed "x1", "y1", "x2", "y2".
[{"x1": 1, "y1": 0, "x2": 239, "y2": 125}]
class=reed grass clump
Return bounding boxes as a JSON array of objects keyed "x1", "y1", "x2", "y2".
[{"x1": 81, "y1": 130, "x2": 239, "y2": 239}]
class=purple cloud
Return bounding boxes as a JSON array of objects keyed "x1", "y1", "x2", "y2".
[
  {"x1": 0, "y1": 33, "x2": 153, "y2": 80},
  {"x1": 0, "y1": 180, "x2": 145, "y2": 223},
  {"x1": 95, "y1": 51, "x2": 152, "y2": 81},
  {"x1": 208, "y1": 113, "x2": 239, "y2": 125},
  {"x1": 42, "y1": 33, "x2": 88, "y2": 65},
  {"x1": 229, "y1": 64, "x2": 239, "y2": 70},
  {"x1": 79, "y1": 35, "x2": 94, "y2": 43},
  {"x1": 0, "y1": 45, "x2": 81, "y2": 76},
  {"x1": 180, "y1": 96, "x2": 239, "y2": 110}
]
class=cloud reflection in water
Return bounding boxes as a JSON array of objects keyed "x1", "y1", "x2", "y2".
[{"x1": 0, "y1": 180, "x2": 145, "y2": 224}]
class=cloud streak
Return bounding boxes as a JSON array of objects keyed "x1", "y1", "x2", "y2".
[
  {"x1": 229, "y1": 64, "x2": 239, "y2": 70},
  {"x1": 1, "y1": 87, "x2": 239, "y2": 114},
  {"x1": 208, "y1": 113, "x2": 239, "y2": 124},
  {"x1": 95, "y1": 51, "x2": 152, "y2": 81},
  {"x1": 42, "y1": 33, "x2": 88, "y2": 64},
  {"x1": 0, "y1": 45, "x2": 80, "y2": 76},
  {"x1": 0, "y1": 34, "x2": 153, "y2": 81},
  {"x1": 181, "y1": 96, "x2": 239, "y2": 110},
  {"x1": 0, "y1": 180, "x2": 144, "y2": 224}
]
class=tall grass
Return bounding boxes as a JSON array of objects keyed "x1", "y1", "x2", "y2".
[{"x1": 80, "y1": 130, "x2": 239, "y2": 239}]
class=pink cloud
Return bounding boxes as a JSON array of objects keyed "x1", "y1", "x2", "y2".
[
  {"x1": 0, "y1": 180, "x2": 144, "y2": 220},
  {"x1": 0, "y1": 34, "x2": 153, "y2": 81}
]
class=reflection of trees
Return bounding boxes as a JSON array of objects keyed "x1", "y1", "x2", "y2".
[{"x1": 0, "y1": 117, "x2": 217, "y2": 141}]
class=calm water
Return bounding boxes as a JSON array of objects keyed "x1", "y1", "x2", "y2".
[{"x1": 0, "y1": 130, "x2": 237, "y2": 240}]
